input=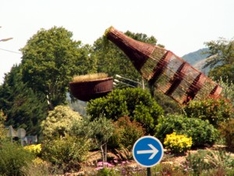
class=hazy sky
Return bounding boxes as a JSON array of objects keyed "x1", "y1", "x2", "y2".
[{"x1": 0, "y1": 0, "x2": 233, "y2": 84}]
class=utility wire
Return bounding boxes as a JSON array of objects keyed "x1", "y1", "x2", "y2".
[{"x1": 0, "y1": 48, "x2": 21, "y2": 54}]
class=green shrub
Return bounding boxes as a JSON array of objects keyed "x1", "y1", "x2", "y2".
[
  {"x1": 155, "y1": 114, "x2": 219, "y2": 147},
  {"x1": 40, "y1": 105, "x2": 82, "y2": 140},
  {"x1": 96, "y1": 167, "x2": 119, "y2": 176},
  {"x1": 184, "y1": 150, "x2": 212, "y2": 175},
  {"x1": 109, "y1": 116, "x2": 145, "y2": 160},
  {"x1": 87, "y1": 88, "x2": 164, "y2": 134},
  {"x1": 41, "y1": 134, "x2": 90, "y2": 174},
  {"x1": 0, "y1": 110, "x2": 7, "y2": 140},
  {"x1": 219, "y1": 118, "x2": 234, "y2": 151},
  {"x1": 184, "y1": 98, "x2": 234, "y2": 127},
  {"x1": 152, "y1": 163, "x2": 188, "y2": 176},
  {"x1": 183, "y1": 149, "x2": 234, "y2": 175},
  {"x1": 22, "y1": 157, "x2": 50, "y2": 176},
  {"x1": 110, "y1": 116, "x2": 145, "y2": 150},
  {"x1": 164, "y1": 132, "x2": 192, "y2": 154},
  {"x1": 0, "y1": 140, "x2": 34, "y2": 176}
]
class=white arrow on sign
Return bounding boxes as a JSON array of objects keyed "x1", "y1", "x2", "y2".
[{"x1": 136, "y1": 144, "x2": 158, "y2": 159}]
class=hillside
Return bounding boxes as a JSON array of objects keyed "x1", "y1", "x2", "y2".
[{"x1": 182, "y1": 48, "x2": 210, "y2": 74}]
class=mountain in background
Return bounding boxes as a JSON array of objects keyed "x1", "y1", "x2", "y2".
[{"x1": 182, "y1": 48, "x2": 210, "y2": 75}]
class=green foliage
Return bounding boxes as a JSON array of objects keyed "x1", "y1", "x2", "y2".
[
  {"x1": 41, "y1": 105, "x2": 82, "y2": 140},
  {"x1": 155, "y1": 114, "x2": 219, "y2": 147},
  {"x1": 184, "y1": 98, "x2": 234, "y2": 127},
  {"x1": 219, "y1": 118, "x2": 234, "y2": 151},
  {"x1": 153, "y1": 90, "x2": 183, "y2": 114},
  {"x1": 20, "y1": 26, "x2": 91, "y2": 107},
  {"x1": 0, "y1": 110, "x2": 7, "y2": 140},
  {"x1": 41, "y1": 135, "x2": 90, "y2": 174},
  {"x1": 22, "y1": 157, "x2": 50, "y2": 176},
  {"x1": 90, "y1": 117, "x2": 114, "y2": 147},
  {"x1": 184, "y1": 150, "x2": 214, "y2": 175},
  {"x1": 87, "y1": 88, "x2": 163, "y2": 134},
  {"x1": 73, "y1": 116, "x2": 114, "y2": 148},
  {"x1": 219, "y1": 77, "x2": 234, "y2": 105},
  {"x1": 204, "y1": 38, "x2": 234, "y2": 82},
  {"x1": 72, "y1": 115, "x2": 114, "y2": 163},
  {"x1": 184, "y1": 149, "x2": 234, "y2": 175},
  {"x1": 110, "y1": 116, "x2": 145, "y2": 151},
  {"x1": 209, "y1": 64, "x2": 234, "y2": 83},
  {"x1": 152, "y1": 163, "x2": 188, "y2": 176},
  {"x1": 92, "y1": 31, "x2": 158, "y2": 84},
  {"x1": 0, "y1": 140, "x2": 34, "y2": 176},
  {"x1": 164, "y1": 132, "x2": 192, "y2": 154},
  {"x1": 0, "y1": 65, "x2": 48, "y2": 135},
  {"x1": 96, "y1": 167, "x2": 119, "y2": 176},
  {"x1": 93, "y1": 118, "x2": 114, "y2": 161}
]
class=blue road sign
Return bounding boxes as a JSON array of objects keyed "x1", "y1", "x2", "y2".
[{"x1": 132, "y1": 136, "x2": 164, "y2": 167}]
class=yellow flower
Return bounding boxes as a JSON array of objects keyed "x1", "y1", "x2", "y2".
[
  {"x1": 163, "y1": 132, "x2": 192, "y2": 154},
  {"x1": 24, "y1": 144, "x2": 42, "y2": 155}
]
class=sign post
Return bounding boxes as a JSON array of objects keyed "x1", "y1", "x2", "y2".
[{"x1": 132, "y1": 136, "x2": 164, "y2": 175}]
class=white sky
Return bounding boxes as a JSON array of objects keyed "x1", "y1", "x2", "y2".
[{"x1": 0, "y1": 0, "x2": 233, "y2": 84}]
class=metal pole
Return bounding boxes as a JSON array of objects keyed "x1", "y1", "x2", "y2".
[
  {"x1": 142, "y1": 76, "x2": 145, "y2": 89},
  {"x1": 147, "y1": 168, "x2": 151, "y2": 176},
  {"x1": 115, "y1": 74, "x2": 142, "y2": 86}
]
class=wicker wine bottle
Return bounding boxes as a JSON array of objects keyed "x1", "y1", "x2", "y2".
[{"x1": 105, "y1": 27, "x2": 222, "y2": 104}]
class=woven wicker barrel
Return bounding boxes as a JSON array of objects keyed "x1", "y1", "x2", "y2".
[
  {"x1": 69, "y1": 77, "x2": 113, "y2": 101},
  {"x1": 105, "y1": 27, "x2": 222, "y2": 104}
]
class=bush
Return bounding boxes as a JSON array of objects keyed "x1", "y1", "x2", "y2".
[
  {"x1": 22, "y1": 157, "x2": 50, "y2": 176},
  {"x1": 41, "y1": 105, "x2": 82, "y2": 140},
  {"x1": 0, "y1": 110, "x2": 7, "y2": 140},
  {"x1": 96, "y1": 167, "x2": 119, "y2": 176},
  {"x1": 87, "y1": 88, "x2": 164, "y2": 134},
  {"x1": 152, "y1": 163, "x2": 188, "y2": 176},
  {"x1": 184, "y1": 98, "x2": 234, "y2": 127},
  {"x1": 219, "y1": 118, "x2": 234, "y2": 151},
  {"x1": 183, "y1": 149, "x2": 234, "y2": 175},
  {"x1": 0, "y1": 140, "x2": 34, "y2": 176},
  {"x1": 109, "y1": 116, "x2": 145, "y2": 160},
  {"x1": 110, "y1": 116, "x2": 145, "y2": 150},
  {"x1": 164, "y1": 132, "x2": 192, "y2": 154},
  {"x1": 155, "y1": 114, "x2": 219, "y2": 147},
  {"x1": 41, "y1": 134, "x2": 90, "y2": 174}
]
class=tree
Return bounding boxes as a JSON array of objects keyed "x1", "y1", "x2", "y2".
[
  {"x1": 219, "y1": 77, "x2": 234, "y2": 105},
  {"x1": 0, "y1": 65, "x2": 48, "y2": 135},
  {"x1": 0, "y1": 110, "x2": 7, "y2": 140},
  {"x1": 86, "y1": 88, "x2": 164, "y2": 134},
  {"x1": 89, "y1": 116, "x2": 114, "y2": 164},
  {"x1": 20, "y1": 26, "x2": 92, "y2": 108},
  {"x1": 203, "y1": 38, "x2": 234, "y2": 82},
  {"x1": 40, "y1": 105, "x2": 82, "y2": 140},
  {"x1": 91, "y1": 30, "x2": 160, "y2": 82},
  {"x1": 71, "y1": 115, "x2": 114, "y2": 164}
]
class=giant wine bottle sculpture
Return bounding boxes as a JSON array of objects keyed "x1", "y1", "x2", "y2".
[{"x1": 105, "y1": 27, "x2": 222, "y2": 104}]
